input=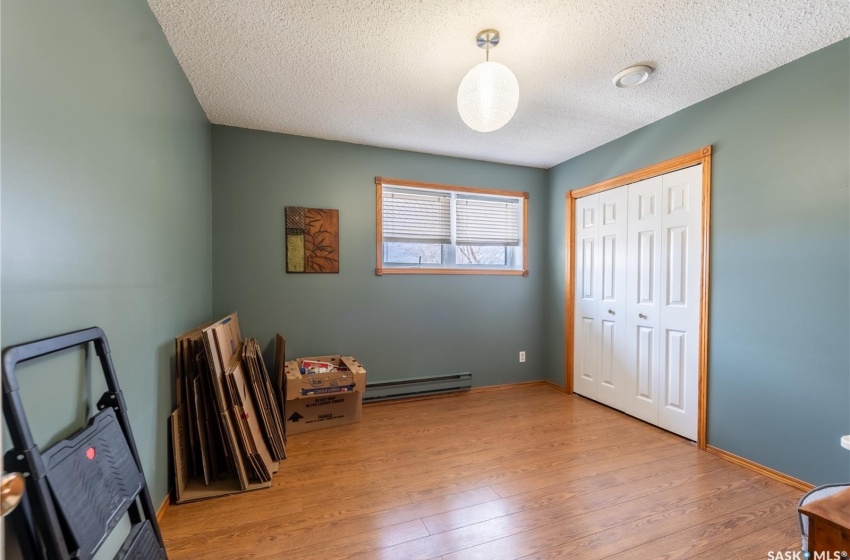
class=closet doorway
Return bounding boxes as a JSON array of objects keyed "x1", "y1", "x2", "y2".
[{"x1": 565, "y1": 146, "x2": 712, "y2": 449}]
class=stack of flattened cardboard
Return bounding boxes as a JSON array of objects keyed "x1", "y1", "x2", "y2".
[
  {"x1": 170, "y1": 313, "x2": 286, "y2": 504},
  {"x1": 242, "y1": 338, "x2": 287, "y2": 461}
]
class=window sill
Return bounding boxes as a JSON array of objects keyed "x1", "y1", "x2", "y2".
[{"x1": 376, "y1": 267, "x2": 528, "y2": 276}]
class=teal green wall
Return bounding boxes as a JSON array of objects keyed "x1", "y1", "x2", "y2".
[
  {"x1": 211, "y1": 126, "x2": 548, "y2": 387},
  {"x1": 1, "y1": 0, "x2": 212, "y2": 507},
  {"x1": 2, "y1": 0, "x2": 845, "y2": 519},
  {"x1": 546, "y1": 40, "x2": 850, "y2": 485}
]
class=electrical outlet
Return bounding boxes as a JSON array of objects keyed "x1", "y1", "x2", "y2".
[{"x1": 519, "y1": 351, "x2": 526, "y2": 363}]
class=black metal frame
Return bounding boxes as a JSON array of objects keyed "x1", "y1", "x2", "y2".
[{"x1": 2, "y1": 327, "x2": 166, "y2": 559}]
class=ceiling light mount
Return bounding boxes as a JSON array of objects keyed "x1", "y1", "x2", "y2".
[
  {"x1": 613, "y1": 65, "x2": 654, "y2": 88},
  {"x1": 457, "y1": 29, "x2": 519, "y2": 133},
  {"x1": 476, "y1": 29, "x2": 500, "y2": 58}
]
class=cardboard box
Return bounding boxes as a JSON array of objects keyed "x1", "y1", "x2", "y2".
[
  {"x1": 284, "y1": 355, "x2": 366, "y2": 400},
  {"x1": 283, "y1": 392, "x2": 362, "y2": 435},
  {"x1": 283, "y1": 355, "x2": 366, "y2": 435}
]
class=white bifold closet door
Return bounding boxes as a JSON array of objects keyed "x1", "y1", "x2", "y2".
[
  {"x1": 573, "y1": 195, "x2": 600, "y2": 399},
  {"x1": 656, "y1": 165, "x2": 702, "y2": 439},
  {"x1": 624, "y1": 174, "x2": 663, "y2": 426},
  {"x1": 573, "y1": 188, "x2": 629, "y2": 406},
  {"x1": 574, "y1": 164, "x2": 702, "y2": 440}
]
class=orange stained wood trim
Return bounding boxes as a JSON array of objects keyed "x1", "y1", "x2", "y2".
[
  {"x1": 568, "y1": 146, "x2": 712, "y2": 200},
  {"x1": 157, "y1": 493, "x2": 170, "y2": 524},
  {"x1": 362, "y1": 380, "x2": 565, "y2": 407},
  {"x1": 522, "y1": 196, "x2": 529, "y2": 275},
  {"x1": 376, "y1": 267, "x2": 526, "y2": 276},
  {"x1": 362, "y1": 391, "x2": 469, "y2": 407},
  {"x1": 564, "y1": 195, "x2": 576, "y2": 395},
  {"x1": 466, "y1": 380, "x2": 562, "y2": 394},
  {"x1": 698, "y1": 150, "x2": 713, "y2": 450},
  {"x1": 563, "y1": 146, "x2": 713, "y2": 449},
  {"x1": 375, "y1": 176, "x2": 530, "y2": 277},
  {"x1": 375, "y1": 181, "x2": 384, "y2": 274},
  {"x1": 540, "y1": 379, "x2": 566, "y2": 393},
  {"x1": 705, "y1": 445, "x2": 814, "y2": 492},
  {"x1": 376, "y1": 176, "x2": 527, "y2": 199}
]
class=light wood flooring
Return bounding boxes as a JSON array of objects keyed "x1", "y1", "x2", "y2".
[{"x1": 160, "y1": 384, "x2": 803, "y2": 559}]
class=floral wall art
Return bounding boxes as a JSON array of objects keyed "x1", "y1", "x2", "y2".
[{"x1": 285, "y1": 206, "x2": 340, "y2": 273}]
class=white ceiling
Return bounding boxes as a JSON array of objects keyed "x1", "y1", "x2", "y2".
[{"x1": 148, "y1": 0, "x2": 850, "y2": 169}]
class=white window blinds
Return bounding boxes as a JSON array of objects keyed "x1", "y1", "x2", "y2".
[
  {"x1": 456, "y1": 196, "x2": 520, "y2": 246},
  {"x1": 382, "y1": 187, "x2": 451, "y2": 244}
]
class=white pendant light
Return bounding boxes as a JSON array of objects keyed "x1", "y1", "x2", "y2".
[{"x1": 457, "y1": 30, "x2": 519, "y2": 133}]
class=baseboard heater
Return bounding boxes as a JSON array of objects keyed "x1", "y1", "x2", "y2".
[{"x1": 364, "y1": 372, "x2": 472, "y2": 403}]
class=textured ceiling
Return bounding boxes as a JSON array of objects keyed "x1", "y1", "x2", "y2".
[{"x1": 148, "y1": 0, "x2": 850, "y2": 168}]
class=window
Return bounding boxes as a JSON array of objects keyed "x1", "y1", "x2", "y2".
[{"x1": 376, "y1": 177, "x2": 528, "y2": 276}]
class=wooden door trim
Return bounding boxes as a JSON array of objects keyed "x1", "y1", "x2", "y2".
[{"x1": 564, "y1": 145, "x2": 712, "y2": 450}]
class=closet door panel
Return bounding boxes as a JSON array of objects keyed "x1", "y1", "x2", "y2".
[
  {"x1": 636, "y1": 326, "x2": 655, "y2": 400},
  {"x1": 625, "y1": 176, "x2": 662, "y2": 425},
  {"x1": 595, "y1": 186, "x2": 628, "y2": 410},
  {"x1": 658, "y1": 165, "x2": 702, "y2": 440},
  {"x1": 573, "y1": 194, "x2": 601, "y2": 399}
]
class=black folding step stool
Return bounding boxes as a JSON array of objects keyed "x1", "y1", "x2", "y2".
[{"x1": 2, "y1": 327, "x2": 167, "y2": 559}]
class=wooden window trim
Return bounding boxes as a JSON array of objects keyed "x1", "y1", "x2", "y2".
[
  {"x1": 563, "y1": 145, "x2": 712, "y2": 450},
  {"x1": 376, "y1": 177, "x2": 529, "y2": 276}
]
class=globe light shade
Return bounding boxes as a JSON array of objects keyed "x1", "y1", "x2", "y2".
[{"x1": 457, "y1": 61, "x2": 519, "y2": 133}]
